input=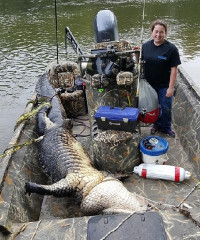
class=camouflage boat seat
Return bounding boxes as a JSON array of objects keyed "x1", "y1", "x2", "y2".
[
  {"x1": 92, "y1": 129, "x2": 141, "y2": 173},
  {"x1": 48, "y1": 61, "x2": 86, "y2": 117},
  {"x1": 48, "y1": 60, "x2": 80, "y2": 89}
]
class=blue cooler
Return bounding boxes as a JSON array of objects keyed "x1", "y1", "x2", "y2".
[
  {"x1": 140, "y1": 136, "x2": 169, "y2": 164},
  {"x1": 94, "y1": 106, "x2": 139, "y2": 132}
]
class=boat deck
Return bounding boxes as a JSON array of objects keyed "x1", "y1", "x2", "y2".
[{"x1": 0, "y1": 113, "x2": 200, "y2": 239}]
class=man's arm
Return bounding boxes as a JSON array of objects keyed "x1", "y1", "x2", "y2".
[{"x1": 166, "y1": 66, "x2": 178, "y2": 97}]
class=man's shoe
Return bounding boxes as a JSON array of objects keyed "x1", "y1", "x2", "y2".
[
  {"x1": 167, "y1": 130, "x2": 175, "y2": 138},
  {"x1": 151, "y1": 126, "x2": 159, "y2": 135}
]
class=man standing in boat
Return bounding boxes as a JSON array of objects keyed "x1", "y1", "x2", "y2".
[{"x1": 142, "y1": 19, "x2": 181, "y2": 138}]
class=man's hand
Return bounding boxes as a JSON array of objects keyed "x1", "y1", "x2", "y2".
[{"x1": 166, "y1": 87, "x2": 174, "y2": 97}]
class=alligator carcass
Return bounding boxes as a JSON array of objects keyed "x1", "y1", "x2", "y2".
[{"x1": 25, "y1": 73, "x2": 149, "y2": 215}]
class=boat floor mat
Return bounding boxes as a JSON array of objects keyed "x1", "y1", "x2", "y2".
[{"x1": 87, "y1": 211, "x2": 167, "y2": 240}]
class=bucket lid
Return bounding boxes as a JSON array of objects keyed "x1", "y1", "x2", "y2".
[{"x1": 140, "y1": 136, "x2": 169, "y2": 156}]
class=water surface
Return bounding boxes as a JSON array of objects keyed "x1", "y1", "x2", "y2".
[{"x1": 0, "y1": 0, "x2": 200, "y2": 154}]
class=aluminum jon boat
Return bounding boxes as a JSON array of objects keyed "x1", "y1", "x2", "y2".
[{"x1": 0, "y1": 9, "x2": 200, "y2": 240}]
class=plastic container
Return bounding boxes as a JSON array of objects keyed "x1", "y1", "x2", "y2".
[
  {"x1": 140, "y1": 136, "x2": 169, "y2": 165},
  {"x1": 139, "y1": 108, "x2": 160, "y2": 124},
  {"x1": 94, "y1": 106, "x2": 139, "y2": 132},
  {"x1": 138, "y1": 79, "x2": 160, "y2": 124},
  {"x1": 134, "y1": 163, "x2": 191, "y2": 182}
]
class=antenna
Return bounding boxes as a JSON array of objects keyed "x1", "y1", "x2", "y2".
[{"x1": 55, "y1": 0, "x2": 59, "y2": 64}]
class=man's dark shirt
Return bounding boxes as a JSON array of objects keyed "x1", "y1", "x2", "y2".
[{"x1": 142, "y1": 40, "x2": 181, "y2": 89}]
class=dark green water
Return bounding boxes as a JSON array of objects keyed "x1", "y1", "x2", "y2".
[{"x1": 0, "y1": 0, "x2": 200, "y2": 154}]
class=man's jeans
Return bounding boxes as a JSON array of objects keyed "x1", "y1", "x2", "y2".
[{"x1": 154, "y1": 88, "x2": 173, "y2": 133}]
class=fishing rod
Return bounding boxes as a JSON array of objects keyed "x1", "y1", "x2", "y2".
[
  {"x1": 135, "y1": 0, "x2": 146, "y2": 105},
  {"x1": 55, "y1": 0, "x2": 59, "y2": 64},
  {"x1": 140, "y1": 0, "x2": 146, "y2": 46}
]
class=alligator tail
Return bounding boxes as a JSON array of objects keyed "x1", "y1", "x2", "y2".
[{"x1": 25, "y1": 173, "x2": 80, "y2": 197}]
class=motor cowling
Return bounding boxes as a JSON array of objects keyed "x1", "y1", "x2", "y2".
[{"x1": 94, "y1": 10, "x2": 119, "y2": 43}]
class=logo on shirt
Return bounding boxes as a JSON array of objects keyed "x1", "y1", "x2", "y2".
[{"x1": 158, "y1": 56, "x2": 167, "y2": 60}]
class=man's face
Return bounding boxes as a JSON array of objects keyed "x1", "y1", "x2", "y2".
[{"x1": 152, "y1": 24, "x2": 166, "y2": 46}]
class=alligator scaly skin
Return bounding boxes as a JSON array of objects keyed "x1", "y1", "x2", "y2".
[{"x1": 25, "y1": 73, "x2": 148, "y2": 215}]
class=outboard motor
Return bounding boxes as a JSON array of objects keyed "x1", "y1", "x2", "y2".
[{"x1": 94, "y1": 10, "x2": 119, "y2": 43}]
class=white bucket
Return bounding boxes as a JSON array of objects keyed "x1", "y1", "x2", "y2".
[
  {"x1": 141, "y1": 152, "x2": 168, "y2": 165},
  {"x1": 140, "y1": 136, "x2": 169, "y2": 165}
]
